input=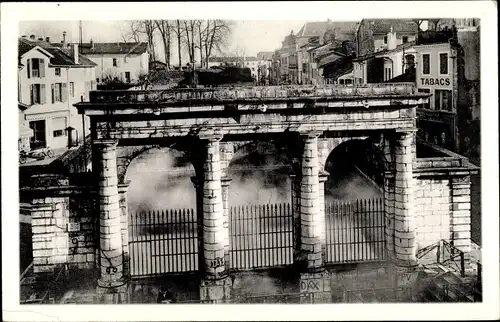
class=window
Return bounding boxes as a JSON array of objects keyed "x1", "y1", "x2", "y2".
[
  {"x1": 383, "y1": 36, "x2": 388, "y2": 44},
  {"x1": 439, "y1": 53, "x2": 448, "y2": 74},
  {"x1": 29, "y1": 120, "x2": 46, "y2": 149},
  {"x1": 435, "y1": 89, "x2": 452, "y2": 111},
  {"x1": 124, "y1": 56, "x2": 128, "y2": 63},
  {"x1": 51, "y1": 83, "x2": 67, "y2": 103},
  {"x1": 96, "y1": 78, "x2": 100, "y2": 83},
  {"x1": 402, "y1": 36, "x2": 408, "y2": 43},
  {"x1": 384, "y1": 67, "x2": 392, "y2": 81},
  {"x1": 30, "y1": 84, "x2": 46, "y2": 105},
  {"x1": 422, "y1": 54, "x2": 430, "y2": 75},
  {"x1": 345, "y1": 79, "x2": 353, "y2": 85},
  {"x1": 113, "y1": 58, "x2": 117, "y2": 67},
  {"x1": 339, "y1": 79, "x2": 345, "y2": 85},
  {"x1": 70, "y1": 82, "x2": 75, "y2": 97},
  {"x1": 125, "y1": 72, "x2": 131, "y2": 83},
  {"x1": 52, "y1": 118, "x2": 67, "y2": 138},
  {"x1": 55, "y1": 68, "x2": 61, "y2": 76},
  {"x1": 27, "y1": 58, "x2": 45, "y2": 78},
  {"x1": 418, "y1": 88, "x2": 431, "y2": 109}
]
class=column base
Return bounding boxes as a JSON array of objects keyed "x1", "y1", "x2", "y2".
[
  {"x1": 392, "y1": 262, "x2": 423, "y2": 288},
  {"x1": 96, "y1": 279, "x2": 129, "y2": 304},
  {"x1": 199, "y1": 277, "x2": 232, "y2": 303},
  {"x1": 299, "y1": 271, "x2": 331, "y2": 304}
]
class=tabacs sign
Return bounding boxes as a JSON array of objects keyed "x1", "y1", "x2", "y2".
[{"x1": 420, "y1": 77, "x2": 451, "y2": 86}]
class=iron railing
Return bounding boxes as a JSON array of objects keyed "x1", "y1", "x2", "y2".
[
  {"x1": 128, "y1": 209, "x2": 198, "y2": 277},
  {"x1": 416, "y1": 239, "x2": 466, "y2": 277},
  {"x1": 229, "y1": 203, "x2": 294, "y2": 270},
  {"x1": 324, "y1": 198, "x2": 387, "y2": 264}
]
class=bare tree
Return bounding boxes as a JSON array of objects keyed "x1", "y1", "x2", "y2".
[
  {"x1": 202, "y1": 20, "x2": 232, "y2": 68},
  {"x1": 143, "y1": 20, "x2": 158, "y2": 62},
  {"x1": 155, "y1": 20, "x2": 172, "y2": 68},
  {"x1": 122, "y1": 20, "x2": 158, "y2": 62},
  {"x1": 197, "y1": 20, "x2": 205, "y2": 68},
  {"x1": 183, "y1": 20, "x2": 198, "y2": 63},
  {"x1": 171, "y1": 20, "x2": 184, "y2": 68},
  {"x1": 122, "y1": 21, "x2": 142, "y2": 42}
]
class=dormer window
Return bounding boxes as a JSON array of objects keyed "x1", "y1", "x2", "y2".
[{"x1": 27, "y1": 58, "x2": 45, "y2": 78}]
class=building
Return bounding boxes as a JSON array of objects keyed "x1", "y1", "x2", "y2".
[
  {"x1": 295, "y1": 20, "x2": 358, "y2": 84},
  {"x1": 18, "y1": 36, "x2": 97, "y2": 151},
  {"x1": 18, "y1": 102, "x2": 33, "y2": 152},
  {"x1": 352, "y1": 22, "x2": 474, "y2": 153},
  {"x1": 78, "y1": 42, "x2": 149, "y2": 85},
  {"x1": 207, "y1": 56, "x2": 270, "y2": 81},
  {"x1": 356, "y1": 19, "x2": 419, "y2": 57},
  {"x1": 279, "y1": 31, "x2": 298, "y2": 84}
]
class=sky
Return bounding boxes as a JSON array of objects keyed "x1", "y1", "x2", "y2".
[{"x1": 19, "y1": 20, "x2": 309, "y2": 64}]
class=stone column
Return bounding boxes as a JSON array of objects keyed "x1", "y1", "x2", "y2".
[
  {"x1": 318, "y1": 171, "x2": 329, "y2": 259},
  {"x1": 191, "y1": 176, "x2": 205, "y2": 277},
  {"x1": 383, "y1": 173, "x2": 396, "y2": 259},
  {"x1": 300, "y1": 132, "x2": 323, "y2": 271},
  {"x1": 450, "y1": 175, "x2": 472, "y2": 272},
  {"x1": 289, "y1": 173, "x2": 302, "y2": 257},
  {"x1": 94, "y1": 139, "x2": 127, "y2": 303},
  {"x1": 393, "y1": 130, "x2": 418, "y2": 286},
  {"x1": 221, "y1": 177, "x2": 232, "y2": 272},
  {"x1": 199, "y1": 136, "x2": 231, "y2": 303},
  {"x1": 118, "y1": 180, "x2": 131, "y2": 280}
]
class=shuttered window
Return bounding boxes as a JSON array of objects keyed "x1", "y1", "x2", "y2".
[
  {"x1": 30, "y1": 84, "x2": 46, "y2": 105},
  {"x1": 51, "y1": 83, "x2": 68, "y2": 103}
]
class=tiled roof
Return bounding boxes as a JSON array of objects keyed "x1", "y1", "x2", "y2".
[
  {"x1": 297, "y1": 21, "x2": 358, "y2": 38},
  {"x1": 361, "y1": 19, "x2": 418, "y2": 34},
  {"x1": 78, "y1": 42, "x2": 148, "y2": 55},
  {"x1": 353, "y1": 40, "x2": 416, "y2": 62},
  {"x1": 208, "y1": 56, "x2": 259, "y2": 63},
  {"x1": 18, "y1": 38, "x2": 97, "y2": 67}
]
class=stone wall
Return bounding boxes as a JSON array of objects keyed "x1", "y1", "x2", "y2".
[
  {"x1": 24, "y1": 175, "x2": 97, "y2": 274},
  {"x1": 414, "y1": 178, "x2": 451, "y2": 249}
]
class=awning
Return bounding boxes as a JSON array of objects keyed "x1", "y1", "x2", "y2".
[{"x1": 19, "y1": 126, "x2": 33, "y2": 138}]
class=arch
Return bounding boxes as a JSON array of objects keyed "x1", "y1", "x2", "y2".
[
  {"x1": 227, "y1": 140, "x2": 292, "y2": 206},
  {"x1": 324, "y1": 136, "x2": 388, "y2": 201},
  {"x1": 121, "y1": 146, "x2": 197, "y2": 213}
]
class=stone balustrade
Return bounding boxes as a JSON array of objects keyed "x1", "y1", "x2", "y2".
[{"x1": 88, "y1": 83, "x2": 419, "y2": 103}]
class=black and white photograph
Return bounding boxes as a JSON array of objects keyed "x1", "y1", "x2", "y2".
[{"x1": 1, "y1": 1, "x2": 498, "y2": 321}]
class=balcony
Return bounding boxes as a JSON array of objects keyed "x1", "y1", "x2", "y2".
[{"x1": 86, "y1": 83, "x2": 421, "y2": 104}]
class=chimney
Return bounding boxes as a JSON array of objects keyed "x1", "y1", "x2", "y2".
[
  {"x1": 62, "y1": 31, "x2": 67, "y2": 46},
  {"x1": 387, "y1": 26, "x2": 398, "y2": 50},
  {"x1": 30, "y1": 34, "x2": 36, "y2": 40},
  {"x1": 46, "y1": 37, "x2": 50, "y2": 43},
  {"x1": 73, "y1": 43, "x2": 79, "y2": 64}
]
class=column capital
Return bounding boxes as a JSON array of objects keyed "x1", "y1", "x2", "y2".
[
  {"x1": 198, "y1": 133, "x2": 224, "y2": 142},
  {"x1": 221, "y1": 177, "x2": 232, "y2": 186},
  {"x1": 299, "y1": 131, "x2": 323, "y2": 139},
  {"x1": 93, "y1": 139, "x2": 118, "y2": 147},
  {"x1": 319, "y1": 171, "x2": 330, "y2": 182},
  {"x1": 118, "y1": 180, "x2": 131, "y2": 193}
]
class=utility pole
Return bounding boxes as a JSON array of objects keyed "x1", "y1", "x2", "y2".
[{"x1": 79, "y1": 20, "x2": 83, "y2": 53}]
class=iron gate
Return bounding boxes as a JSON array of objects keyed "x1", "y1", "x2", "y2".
[
  {"x1": 128, "y1": 209, "x2": 198, "y2": 277},
  {"x1": 324, "y1": 198, "x2": 387, "y2": 264},
  {"x1": 229, "y1": 203, "x2": 294, "y2": 270}
]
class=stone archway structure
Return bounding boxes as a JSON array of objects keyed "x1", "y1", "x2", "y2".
[{"x1": 76, "y1": 84, "x2": 429, "y2": 302}]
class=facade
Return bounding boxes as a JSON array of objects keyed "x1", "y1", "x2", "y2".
[
  {"x1": 279, "y1": 31, "x2": 298, "y2": 84},
  {"x1": 18, "y1": 102, "x2": 33, "y2": 152},
  {"x1": 356, "y1": 19, "x2": 418, "y2": 57},
  {"x1": 352, "y1": 24, "x2": 473, "y2": 153},
  {"x1": 208, "y1": 56, "x2": 270, "y2": 81},
  {"x1": 78, "y1": 42, "x2": 149, "y2": 84},
  {"x1": 18, "y1": 37, "x2": 97, "y2": 151}
]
